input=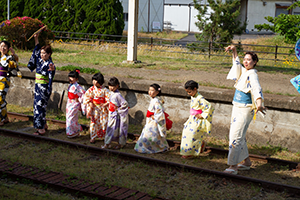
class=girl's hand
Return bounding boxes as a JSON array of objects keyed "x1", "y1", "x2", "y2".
[
  {"x1": 151, "y1": 115, "x2": 154, "y2": 120},
  {"x1": 100, "y1": 102, "x2": 108, "y2": 108},
  {"x1": 195, "y1": 114, "x2": 203, "y2": 119},
  {"x1": 225, "y1": 45, "x2": 235, "y2": 52},
  {"x1": 256, "y1": 106, "x2": 267, "y2": 115},
  {"x1": 48, "y1": 63, "x2": 55, "y2": 71},
  {"x1": 75, "y1": 98, "x2": 79, "y2": 103}
]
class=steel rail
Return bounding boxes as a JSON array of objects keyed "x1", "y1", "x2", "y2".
[
  {"x1": 1, "y1": 126, "x2": 300, "y2": 196},
  {"x1": 7, "y1": 112, "x2": 300, "y2": 170}
]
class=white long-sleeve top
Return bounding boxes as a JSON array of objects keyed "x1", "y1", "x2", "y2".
[{"x1": 227, "y1": 56, "x2": 264, "y2": 105}]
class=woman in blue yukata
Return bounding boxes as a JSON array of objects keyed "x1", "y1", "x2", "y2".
[
  {"x1": 27, "y1": 33, "x2": 55, "y2": 135},
  {"x1": 224, "y1": 45, "x2": 266, "y2": 175}
]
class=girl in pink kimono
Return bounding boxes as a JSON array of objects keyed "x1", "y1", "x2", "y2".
[
  {"x1": 83, "y1": 73, "x2": 109, "y2": 144},
  {"x1": 66, "y1": 69, "x2": 85, "y2": 138}
]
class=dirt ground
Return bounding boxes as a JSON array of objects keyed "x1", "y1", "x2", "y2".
[
  {"x1": 90, "y1": 63, "x2": 300, "y2": 96},
  {"x1": 19, "y1": 57, "x2": 300, "y2": 97}
]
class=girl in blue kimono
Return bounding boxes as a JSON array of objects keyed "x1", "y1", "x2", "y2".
[{"x1": 27, "y1": 33, "x2": 55, "y2": 135}]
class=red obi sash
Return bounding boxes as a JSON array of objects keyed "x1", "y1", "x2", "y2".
[
  {"x1": 68, "y1": 92, "x2": 79, "y2": 99},
  {"x1": 109, "y1": 102, "x2": 118, "y2": 112},
  {"x1": 146, "y1": 110, "x2": 173, "y2": 130},
  {"x1": 190, "y1": 108, "x2": 202, "y2": 115},
  {"x1": 93, "y1": 97, "x2": 106, "y2": 105}
]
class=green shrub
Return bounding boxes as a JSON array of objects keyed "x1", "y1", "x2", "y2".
[{"x1": 0, "y1": 16, "x2": 55, "y2": 50}]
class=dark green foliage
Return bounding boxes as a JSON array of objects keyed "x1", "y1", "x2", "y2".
[
  {"x1": 0, "y1": 0, "x2": 124, "y2": 45},
  {"x1": 255, "y1": 2, "x2": 300, "y2": 44},
  {"x1": 193, "y1": 0, "x2": 246, "y2": 51},
  {"x1": 57, "y1": 65, "x2": 101, "y2": 74}
]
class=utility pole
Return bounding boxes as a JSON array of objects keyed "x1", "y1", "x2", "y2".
[
  {"x1": 124, "y1": 0, "x2": 141, "y2": 63},
  {"x1": 7, "y1": 0, "x2": 10, "y2": 20}
]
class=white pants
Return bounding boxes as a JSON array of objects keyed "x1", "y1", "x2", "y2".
[{"x1": 227, "y1": 104, "x2": 254, "y2": 165}]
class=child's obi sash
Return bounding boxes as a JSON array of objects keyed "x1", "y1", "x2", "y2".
[
  {"x1": 93, "y1": 97, "x2": 106, "y2": 105},
  {"x1": 190, "y1": 108, "x2": 202, "y2": 115},
  {"x1": 0, "y1": 66, "x2": 7, "y2": 77},
  {"x1": 68, "y1": 92, "x2": 79, "y2": 100},
  {"x1": 146, "y1": 110, "x2": 173, "y2": 130},
  {"x1": 35, "y1": 73, "x2": 49, "y2": 84},
  {"x1": 109, "y1": 102, "x2": 117, "y2": 112}
]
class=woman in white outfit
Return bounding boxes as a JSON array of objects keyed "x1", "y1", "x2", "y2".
[{"x1": 224, "y1": 45, "x2": 266, "y2": 175}]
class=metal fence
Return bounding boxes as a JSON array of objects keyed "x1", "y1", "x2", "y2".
[{"x1": 52, "y1": 31, "x2": 295, "y2": 62}]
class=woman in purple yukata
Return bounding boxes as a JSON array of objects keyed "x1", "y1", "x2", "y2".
[
  {"x1": 27, "y1": 33, "x2": 55, "y2": 135},
  {"x1": 102, "y1": 77, "x2": 129, "y2": 150},
  {"x1": 66, "y1": 69, "x2": 86, "y2": 138}
]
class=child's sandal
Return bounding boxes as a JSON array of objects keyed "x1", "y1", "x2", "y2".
[
  {"x1": 114, "y1": 144, "x2": 122, "y2": 150},
  {"x1": 101, "y1": 144, "x2": 112, "y2": 149}
]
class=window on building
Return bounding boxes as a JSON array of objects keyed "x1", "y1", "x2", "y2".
[
  {"x1": 124, "y1": 13, "x2": 128, "y2": 22},
  {"x1": 275, "y1": 3, "x2": 291, "y2": 17}
]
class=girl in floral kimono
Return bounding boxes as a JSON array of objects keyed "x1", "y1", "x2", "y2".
[
  {"x1": 102, "y1": 77, "x2": 128, "y2": 149},
  {"x1": 0, "y1": 41, "x2": 21, "y2": 126},
  {"x1": 180, "y1": 80, "x2": 213, "y2": 159},
  {"x1": 224, "y1": 45, "x2": 266, "y2": 175},
  {"x1": 83, "y1": 73, "x2": 109, "y2": 143},
  {"x1": 27, "y1": 33, "x2": 55, "y2": 135},
  {"x1": 66, "y1": 69, "x2": 86, "y2": 138},
  {"x1": 134, "y1": 83, "x2": 169, "y2": 154}
]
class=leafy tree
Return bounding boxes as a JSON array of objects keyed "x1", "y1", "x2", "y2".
[
  {"x1": 255, "y1": 2, "x2": 300, "y2": 44},
  {"x1": 193, "y1": 0, "x2": 246, "y2": 50}
]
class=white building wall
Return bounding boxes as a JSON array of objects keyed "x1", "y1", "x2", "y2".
[
  {"x1": 246, "y1": 0, "x2": 276, "y2": 32},
  {"x1": 164, "y1": 5, "x2": 211, "y2": 32},
  {"x1": 122, "y1": 0, "x2": 164, "y2": 32}
]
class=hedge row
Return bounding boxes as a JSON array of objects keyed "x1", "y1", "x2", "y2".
[{"x1": 0, "y1": 0, "x2": 124, "y2": 42}]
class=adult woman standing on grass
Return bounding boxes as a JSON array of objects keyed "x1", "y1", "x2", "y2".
[
  {"x1": 0, "y1": 41, "x2": 20, "y2": 126},
  {"x1": 224, "y1": 45, "x2": 266, "y2": 175},
  {"x1": 27, "y1": 33, "x2": 55, "y2": 135}
]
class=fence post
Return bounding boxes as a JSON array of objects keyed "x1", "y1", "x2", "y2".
[
  {"x1": 151, "y1": 37, "x2": 153, "y2": 51},
  {"x1": 208, "y1": 41, "x2": 212, "y2": 59},
  {"x1": 275, "y1": 45, "x2": 278, "y2": 62}
]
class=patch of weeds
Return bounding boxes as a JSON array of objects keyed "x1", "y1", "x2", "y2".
[{"x1": 57, "y1": 65, "x2": 100, "y2": 74}]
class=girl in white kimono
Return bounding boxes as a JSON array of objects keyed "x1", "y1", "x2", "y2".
[
  {"x1": 66, "y1": 70, "x2": 85, "y2": 138},
  {"x1": 134, "y1": 84, "x2": 169, "y2": 154},
  {"x1": 180, "y1": 80, "x2": 213, "y2": 159},
  {"x1": 224, "y1": 45, "x2": 266, "y2": 175}
]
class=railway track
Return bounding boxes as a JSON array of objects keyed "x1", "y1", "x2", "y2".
[{"x1": 1, "y1": 112, "x2": 300, "y2": 198}]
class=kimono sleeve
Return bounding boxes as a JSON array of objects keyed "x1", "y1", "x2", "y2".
[
  {"x1": 153, "y1": 100, "x2": 167, "y2": 137},
  {"x1": 77, "y1": 85, "x2": 86, "y2": 103},
  {"x1": 198, "y1": 96, "x2": 213, "y2": 121},
  {"x1": 83, "y1": 87, "x2": 94, "y2": 105},
  {"x1": 227, "y1": 56, "x2": 243, "y2": 81},
  {"x1": 27, "y1": 44, "x2": 41, "y2": 72},
  {"x1": 249, "y1": 72, "x2": 264, "y2": 102},
  {"x1": 48, "y1": 61, "x2": 55, "y2": 93},
  {"x1": 117, "y1": 94, "x2": 128, "y2": 117}
]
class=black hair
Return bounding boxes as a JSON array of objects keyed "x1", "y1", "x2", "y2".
[
  {"x1": 108, "y1": 77, "x2": 120, "y2": 86},
  {"x1": 92, "y1": 72, "x2": 104, "y2": 85},
  {"x1": 68, "y1": 69, "x2": 80, "y2": 79},
  {"x1": 184, "y1": 80, "x2": 198, "y2": 90},
  {"x1": 0, "y1": 41, "x2": 11, "y2": 50},
  {"x1": 150, "y1": 83, "x2": 161, "y2": 96},
  {"x1": 245, "y1": 52, "x2": 259, "y2": 67},
  {"x1": 41, "y1": 45, "x2": 52, "y2": 55}
]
